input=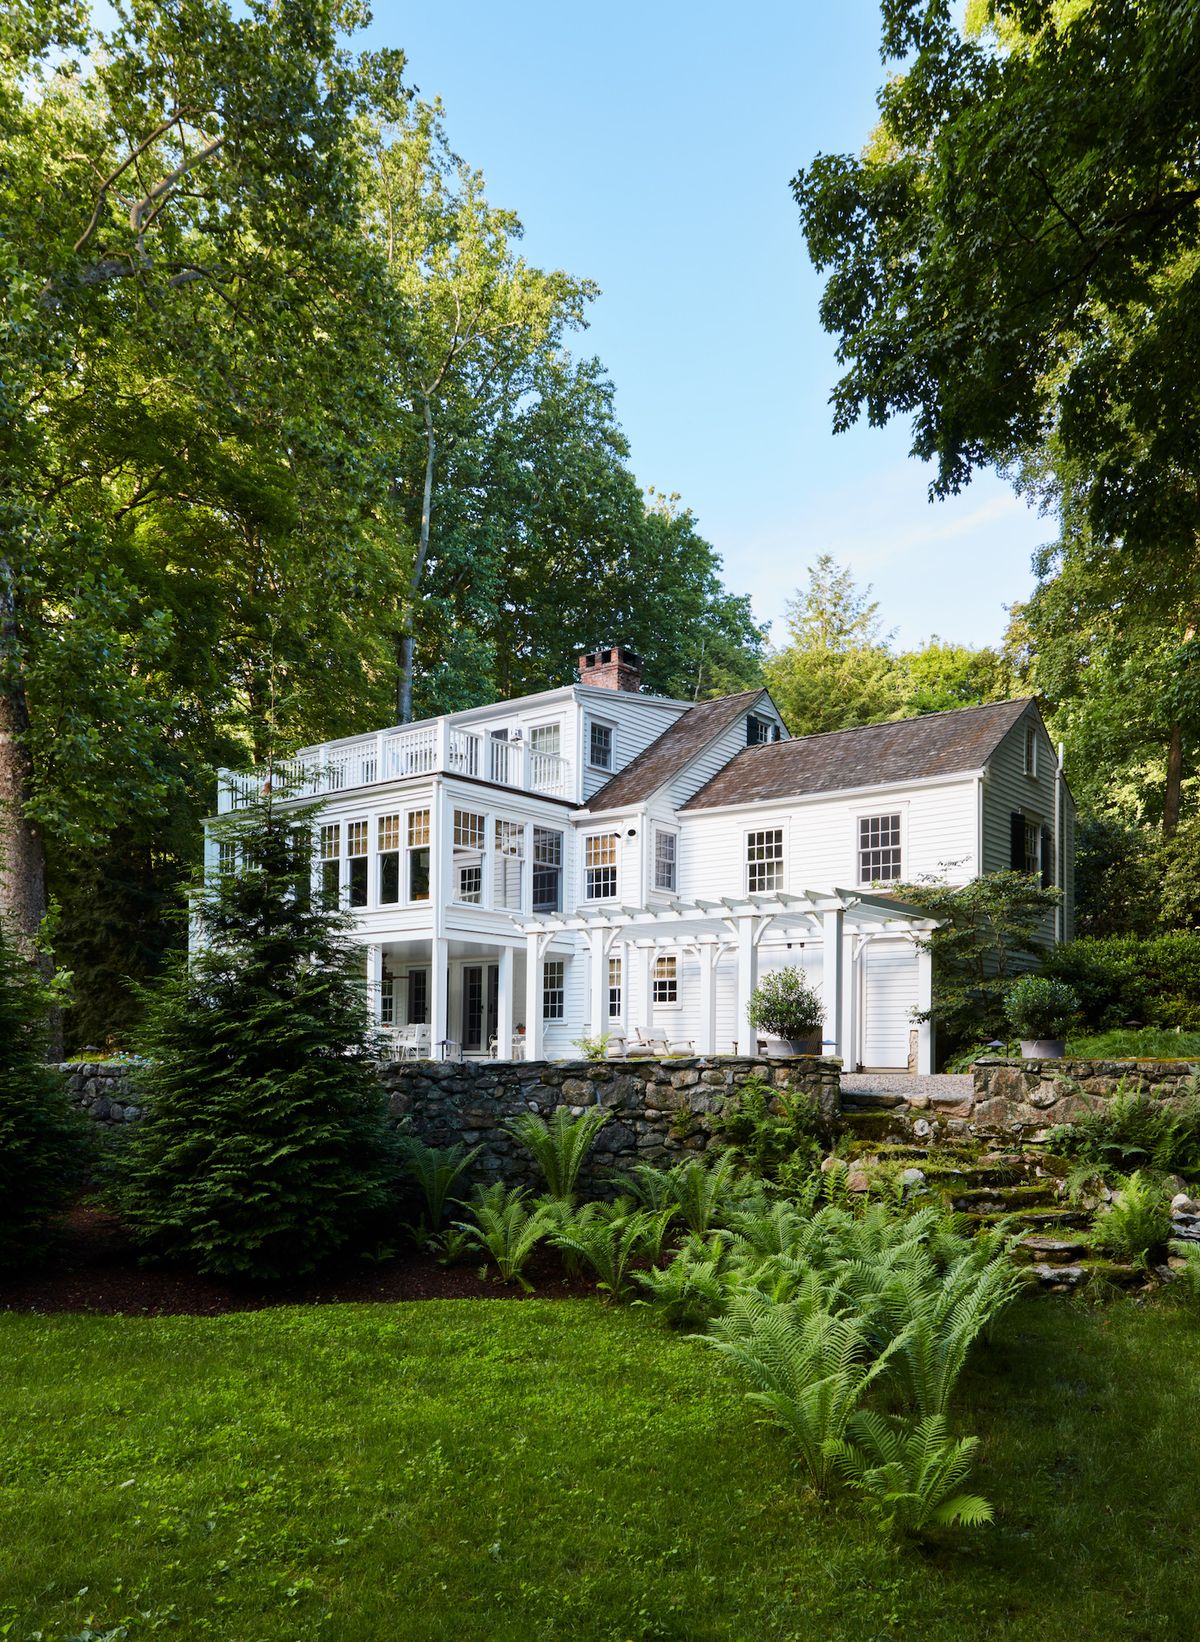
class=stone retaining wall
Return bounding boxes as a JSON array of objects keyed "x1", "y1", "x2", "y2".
[
  {"x1": 971, "y1": 1057, "x2": 1199, "y2": 1133},
  {"x1": 54, "y1": 1055, "x2": 841, "y2": 1184}
]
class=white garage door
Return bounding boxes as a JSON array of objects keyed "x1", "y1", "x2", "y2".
[{"x1": 861, "y1": 944, "x2": 918, "y2": 1070}]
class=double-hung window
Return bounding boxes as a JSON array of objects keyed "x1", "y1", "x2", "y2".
[
  {"x1": 407, "y1": 809, "x2": 430, "y2": 901},
  {"x1": 494, "y1": 820, "x2": 525, "y2": 910},
  {"x1": 529, "y1": 723, "x2": 561, "y2": 758},
  {"x1": 1023, "y1": 818, "x2": 1041, "y2": 877},
  {"x1": 378, "y1": 814, "x2": 401, "y2": 904},
  {"x1": 588, "y1": 720, "x2": 614, "y2": 771},
  {"x1": 608, "y1": 956, "x2": 622, "y2": 1020},
  {"x1": 585, "y1": 832, "x2": 619, "y2": 900},
  {"x1": 317, "y1": 824, "x2": 340, "y2": 905},
  {"x1": 746, "y1": 827, "x2": 784, "y2": 894},
  {"x1": 543, "y1": 958, "x2": 565, "y2": 1020},
  {"x1": 653, "y1": 829, "x2": 677, "y2": 893},
  {"x1": 347, "y1": 819, "x2": 368, "y2": 907},
  {"x1": 453, "y1": 809, "x2": 486, "y2": 904},
  {"x1": 218, "y1": 838, "x2": 239, "y2": 880},
  {"x1": 858, "y1": 814, "x2": 902, "y2": 885},
  {"x1": 652, "y1": 955, "x2": 678, "y2": 1005},
  {"x1": 532, "y1": 827, "x2": 563, "y2": 913},
  {"x1": 746, "y1": 714, "x2": 775, "y2": 745}
]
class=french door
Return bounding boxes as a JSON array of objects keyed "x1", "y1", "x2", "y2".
[{"x1": 461, "y1": 963, "x2": 499, "y2": 1053}]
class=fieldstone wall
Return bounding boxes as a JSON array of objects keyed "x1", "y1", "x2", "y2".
[
  {"x1": 972, "y1": 1057, "x2": 1198, "y2": 1134},
  {"x1": 54, "y1": 1056, "x2": 840, "y2": 1185},
  {"x1": 379, "y1": 1056, "x2": 841, "y2": 1187}
]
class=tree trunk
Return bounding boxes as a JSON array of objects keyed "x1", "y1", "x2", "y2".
[
  {"x1": 0, "y1": 558, "x2": 47, "y2": 944},
  {"x1": 397, "y1": 399, "x2": 436, "y2": 725}
]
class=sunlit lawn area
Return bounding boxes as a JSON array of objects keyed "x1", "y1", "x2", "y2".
[
  {"x1": 1065, "y1": 1028, "x2": 1200, "y2": 1060},
  {"x1": 2, "y1": 1296, "x2": 1198, "y2": 1641}
]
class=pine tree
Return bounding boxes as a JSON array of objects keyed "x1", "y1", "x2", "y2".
[
  {"x1": 0, "y1": 923, "x2": 85, "y2": 1268},
  {"x1": 115, "y1": 799, "x2": 398, "y2": 1279}
]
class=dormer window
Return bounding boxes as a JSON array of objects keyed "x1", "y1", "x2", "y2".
[
  {"x1": 1023, "y1": 723, "x2": 1038, "y2": 777},
  {"x1": 588, "y1": 720, "x2": 614, "y2": 771},
  {"x1": 746, "y1": 714, "x2": 775, "y2": 745}
]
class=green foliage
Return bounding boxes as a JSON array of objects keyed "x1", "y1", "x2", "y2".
[
  {"x1": 571, "y1": 1033, "x2": 610, "y2": 1061},
  {"x1": 878, "y1": 1251, "x2": 1023, "y2": 1421},
  {"x1": 397, "y1": 1137, "x2": 480, "y2": 1240},
  {"x1": 1072, "y1": 816, "x2": 1161, "y2": 940},
  {"x1": 549, "y1": 1201, "x2": 675, "y2": 1303},
  {"x1": 455, "y1": 1183, "x2": 553, "y2": 1290},
  {"x1": 1066, "y1": 1029, "x2": 1200, "y2": 1061},
  {"x1": 746, "y1": 967, "x2": 824, "y2": 1043},
  {"x1": 1168, "y1": 1241, "x2": 1200, "y2": 1308},
  {"x1": 1044, "y1": 934, "x2": 1200, "y2": 1033},
  {"x1": 1047, "y1": 1084, "x2": 1200, "y2": 1179},
  {"x1": 112, "y1": 802, "x2": 399, "y2": 1280},
  {"x1": 505, "y1": 1104, "x2": 611, "y2": 1206},
  {"x1": 710, "y1": 1075, "x2": 826, "y2": 1181},
  {"x1": 1090, "y1": 1174, "x2": 1173, "y2": 1270},
  {"x1": 1003, "y1": 975, "x2": 1080, "y2": 1041},
  {"x1": 0, "y1": 921, "x2": 85, "y2": 1267},
  {"x1": 635, "y1": 1247, "x2": 734, "y2": 1328},
  {"x1": 832, "y1": 1413, "x2": 993, "y2": 1538},
  {"x1": 897, "y1": 873, "x2": 1062, "y2": 1055}
]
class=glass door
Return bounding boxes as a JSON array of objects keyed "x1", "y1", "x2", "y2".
[{"x1": 461, "y1": 963, "x2": 499, "y2": 1052}]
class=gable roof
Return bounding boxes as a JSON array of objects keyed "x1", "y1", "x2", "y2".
[
  {"x1": 681, "y1": 699, "x2": 1034, "y2": 811},
  {"x1": 586, "y1": 689, "x2": 770, "y2": 812}
]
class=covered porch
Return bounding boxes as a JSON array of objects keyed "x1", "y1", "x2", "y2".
[
  {"x1": 515, "y1": 889, "x2": 940, "y2": 1072},
  {"x1": 360, "y1": 934, "x2": 548, "y2": 1062}
]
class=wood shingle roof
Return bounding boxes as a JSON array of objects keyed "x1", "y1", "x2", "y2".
[{"x1": 585, "y1": 689, "x2": 769, "y2": 812}]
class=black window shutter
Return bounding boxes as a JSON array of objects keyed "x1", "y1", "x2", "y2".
[
  {"x1": 1009, "y1": 811, "x2": 1025, "y2": 872},
  {"x1": 1040, "y1": 824, "x2": 1054, "y2": 890}
]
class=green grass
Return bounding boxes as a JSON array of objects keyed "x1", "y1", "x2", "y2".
[
  {"x1": 1064, "y1": 1028, "x2": 1200, "y2": 1059},
  {"x1": 2, "y1": 1297, "x2": 1199, "y2": 1641}
]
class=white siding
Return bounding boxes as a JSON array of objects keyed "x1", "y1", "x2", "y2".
[
  {"x1": 577, "y1": 689, "x2": 685, "y2": 801},
  {"x1": 980, "y1": 707, "x2": 1068, "y2": 947},
  {"x1": 860, "y1": 943, "x2": 919, "y2": 1070},
  {"x1": 665, "y1": 696, "x2": 787, "y2": 810}
]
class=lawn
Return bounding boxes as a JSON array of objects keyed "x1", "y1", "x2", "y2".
[
  {"x1": 1064, "y1": 1028, "x2": 1200, "y2": 1060},
  {"x1": 2, "y1": 1296, "x2": 1198, "y2": 1642}
]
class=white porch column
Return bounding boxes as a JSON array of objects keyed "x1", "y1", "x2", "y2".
[
  {"x1": 430, "y1": 935, "x2": 448, "y2": 1057},
  {"x1": 697, "y1": 942, "x2": 719, "y2": 1055},
  {"x1": 916, "y1": 942, "x2": 934, "y2": 1075},
  {"x1": 589, "y1": 927, "x2": 607, "y2": 1036},
  {"x1": 821, "y1": 907, "x2": 844, "y2": 1060},
  {"x1": 365, "y1": 943, "x2": 384, "y2": 1025},
  {"x1": 735, "y1": 917, "x2": 758, "y2": 1056},
  {"x1": 497, "y1": 944, "x2": 514, "y2": 1060},
  {"x1": 525, "y1": 931, "x2": 544, "y2": 1059},
  {"x1": 840, "y1": 930, "x2": 859, "y2": 1073},
  {"x1": 636, "y1": 944, "x2": 653, "y2": 1043}
]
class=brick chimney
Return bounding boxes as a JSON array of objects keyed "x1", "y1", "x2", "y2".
[{"x1": 577, "y1": 646, "x2": 643, "y2": 693}]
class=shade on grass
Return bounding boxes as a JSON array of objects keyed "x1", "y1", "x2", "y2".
[{"x1": 1, "y1": 1297, "x2": 1198, "y2": 1640}]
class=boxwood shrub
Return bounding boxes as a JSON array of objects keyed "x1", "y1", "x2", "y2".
[{"x1": 1043, "y1": 933, "x2": 1200, "y2": 1033}]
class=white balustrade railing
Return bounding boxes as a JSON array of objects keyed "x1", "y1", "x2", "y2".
[{"x1": 215, "y1": 722, "x2": 571, "y2": 812}]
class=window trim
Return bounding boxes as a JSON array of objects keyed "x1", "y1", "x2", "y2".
[
  {"x1": 856, "y1": 809, "x2": 904, "y2": 887},
  {"x1": 586, "y1": 716, "x2": 617, "y2": 772},
  {"x1": 652, "y1": 826, "x2": 678, "y2": 894},
  {"x1": 542, "y1": 957, "x2": 566, "y2": 1021},
  {"x1": 1023, "y1": 722, "x2": 1039, "y2": 778},
  {"x1": 744, "y1": 823, "x2": 786, "y2": 896},
  {"x1": 652, "y1": 953, "x2": 680, "y2": 1009},
  {"x1": 583, "y1": 830, "x2": 620, "y2": 901}
]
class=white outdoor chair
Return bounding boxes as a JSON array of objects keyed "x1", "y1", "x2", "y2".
[
  {"x1": 394, "y1": 1023, "x2": 431, "y2": 1061},
  {"x1": 604, "y1": 1033, "x2": 627, "y2": 1058}
]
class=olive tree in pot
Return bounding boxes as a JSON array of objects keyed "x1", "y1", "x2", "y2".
[
  {"x1": 747, "y1": 966, "x2": 825, "y2": 1055},
  {"x1": 1003, "y1": 975, "x2": 1080, "y2": 1060}
]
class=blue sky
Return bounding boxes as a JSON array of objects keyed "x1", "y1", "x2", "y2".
[{"x1": 358, "y1": 0, "x2": 1047, "y2": 653}]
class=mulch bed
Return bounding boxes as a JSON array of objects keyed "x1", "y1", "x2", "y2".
[{"x1": 1, "y1": 1202, "x2": 595, "y2": 1318}]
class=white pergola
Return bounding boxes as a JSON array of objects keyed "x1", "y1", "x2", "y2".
[{"x1": 514, "y1": 889, "x2": 940, "y2": 1071}]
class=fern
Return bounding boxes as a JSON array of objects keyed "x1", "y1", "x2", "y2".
[
  {"x1": 397, "y1": 1136, "x2": 480, "y2": 1237},
  {"x1": 505, "y1": 1106, "x2": 611, "y2": 1205},
  {"x1": 666, "y1": 1154, "x2": 744, "y2": 1235},
  {"x1": 876, "y1": 1250, "x2": 1022, "y2": 1418},
  {"x1": 1089, "y1": 1171, "x2": 1172, "y2": 1268},
  {"x1": 635, "y1": 1248, "x2": 733, "y2": 1326},
  {"x1": 1169, "y1": 1240, "x2": 1200, "y2": 1306},
  {"x1": 550, "y1": 1203, "x2": 674, "y2": 1302},
  {"x1": 832, "y1": 1412, "x2": 993, "y2": 1536},
  {"x1": 455, "y1": 1183, "x2": 553, "y2": 1290}
]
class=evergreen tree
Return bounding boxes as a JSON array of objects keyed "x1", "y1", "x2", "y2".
[
  {"x1": 115, "y1": 799, "x2": 398, "y2": 1279},
  {"x1": 0, "y1": 921, "x2": 84, "y2": 1269}
]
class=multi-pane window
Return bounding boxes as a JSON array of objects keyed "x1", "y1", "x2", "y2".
[
  {"x1": 408, "y1": 809, "x2": 430, "y2": 902},
  {"x1": 652, "y1": 955, "x2": 678, "y2": 1005},
  {"x1": 585, "y1": 832, "x2": 619, "y2": 900},
  {"x1": 318, "y1": 824, "x2": 340, "y2": 904},
  {"x1": 746, "y1": 828, "x2": 784, "y2": 894},
  {"x1": 453, "y1": 809, "x2": 486, "y2": 904},
  {"x1": 608, "y1": 956, "x2": 622, "y2": 1020},
  {"x1": 1024, "y1": 724, "x2": 1038, "y2": 777},
  {"x1": 378, "y1": 813, "x2": 401, "y2": 904},
  {"x1": 653, "y1": 829, "x2": 677, "y2": 892},
  {"x1": 380, "y1": 977, "x2": 395, "y2": 1026},
  {"x1": 347, "y1": 819, "x2": 368, "y2": 907},
  {"x1": 746, "y1": 714, "x2": 775, "y2": 745},
  {"x1": 858, "y1": 814, "x2": 902, "y2": 884},
  {"x1": 588, "y1": 720, "x2": 614, "y2": 770},
  {"x1": 532, "y1": 827, "x2": 563, "y2": 913},
  {"x1": 217, "y1": 838, "x2": 238, "y2": 878},
  {"x1": 529, "y1": 724, "x2": 561, "y2": 758},
  {"x1": 407, "y1": 968, "x2": 429, "y2": 1025},
  {"x1": 543, "y1": 958, "x2": 565, "y2": 1020},
  {"x1": 494, "y1": 820, "x2": 525, "y2": 911},
  {"x1": 1023, "y1": 819, "x2": 1041, "y2": 877}
]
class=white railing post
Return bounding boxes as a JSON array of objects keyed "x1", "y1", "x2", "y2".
[
  {"x1": 436, "y1": 717, "x2": 451, "y2": 774},
  {"x1": 519, "y1": 738, "x2": 531, "y2": 792}
]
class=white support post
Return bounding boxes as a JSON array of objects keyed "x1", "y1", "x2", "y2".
[
  {"x1": 840, "y1": 931, "x2": 859, "y2": 1074},
  {"x1": 430, "y1": 935, "x2": 448, "y2": 1058},
  {"x1": 821, "y1": 907, "x2": 844, "y2": 1061},
  {"x1": 636, "y1": 944, "x2": 653, "y2": 1043},
  {"x1": 435, "y1": 715, "x2": 452, "y2": 774},
  {"x1": 365, "y1": 943, "x2": 384, "y2": 1026},
  {"x1": 525, "y1": 931, "x2": 544, "y2": 1060},
  {"x1": 698, "y1": 943, "x2": 719, "y2": 1055},
  {"x1": 589, "y1": 928, "x2": 607, "y2": 1036},
  {"x1": 735, "y1": 917, "x2": 758, "y2": 1057},
  {"x1": 497, "y1": 944, "x2": 514, "y2": 1061},
  {"x1": 915, "y1": 943, "x2": 934, "y2": 1075}
]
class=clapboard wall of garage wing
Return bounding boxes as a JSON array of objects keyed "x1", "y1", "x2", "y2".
[
  {"x1": 577, "y1": 691, "x2": 687, "y2": 802},
  {"x1": 980, "y1": 704, "x2": 1073, "y2": 941},
  {"x1": 673, "y1": 776, "x2": 980, "y2": 901}
]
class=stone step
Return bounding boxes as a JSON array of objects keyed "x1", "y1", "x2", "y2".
[
  {"x1": 1022, "y1": 1258, "x2": 1146, "y2": 1292},
  {"x1": 959, "y1": 1206, "x2": 1091, "y2": 1232},
  {"x1": 950, "y1": 1183, "x2": 1058, "y2": 1212},
  {"x1": 1015, "y1": 1234, "x2": 1089, "y2": 1265},
  {"x1": 841, "y1": 1092, "x2": 909, "y2": 1110}
]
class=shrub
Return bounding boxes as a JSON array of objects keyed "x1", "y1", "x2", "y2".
[
  {"x1": 747, "y1": 967, "x2": 825, "y2": 1044},
  {"x1": 831, "y1": 1413, "x2": 993, "y2": 1537},
  {"x1": 113, "y1": 800, "x2": 400, "y2": 1280},
  {"x1": 1089, "y1": 1172, "x2": 1172, "y2": 1268},
  {"x1": 1043, "y1": 932, "x2": 1200, "y2": 1032},
  {"x1": 506, "y1": 1104, "x2": 611, "y2": 1205},
  {"x1": 456, "y1": 1183, "x2": 552, "y2": 1289},
  {"x1": 1003, "y1": 974, "x2": 1080, "y2": 1041},
  {"x1": 0, "y1": 922, "x2": 86, "y2": 1269},
  {"x1": 711, "y1": 1074, "x2": 826, "y2": 1180},
  {"x1": 1047, "y1": 1083, "x2": 1200, "y2": 1178}
]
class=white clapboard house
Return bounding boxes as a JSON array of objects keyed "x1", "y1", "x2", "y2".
[{"x1": 209, "y1": 647, "x2": 1074, "y2": 1072}]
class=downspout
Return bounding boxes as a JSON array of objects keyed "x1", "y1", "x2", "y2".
[
  {"x1": 975, "y1": 773, "x2": 985, "y2": 878},
  {"x1": 1055, "y1": 742, "x2": 1065, "y2": 944}
]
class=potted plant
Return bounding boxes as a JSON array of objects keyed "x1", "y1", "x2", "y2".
[
  {"x1": 747, "y1": 966, "x2": 824, "y2": 1056},
  {"x1": 1003, "y1": 974, "x2": 1080, "y2": 1060}
]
